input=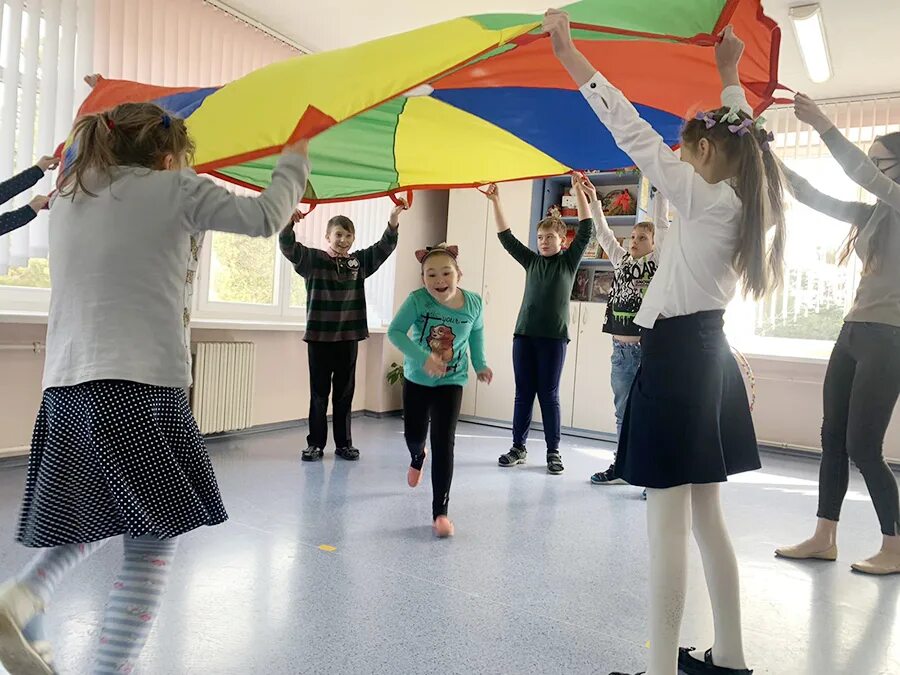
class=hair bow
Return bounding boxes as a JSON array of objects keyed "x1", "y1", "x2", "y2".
[
  {"x1": 728, "y1": 118, "x2": 754, "y2": 137},
  {"x1": 694, "y1": 110, "x2": 717, "y2": 129},
  {"x1": 761, "y1": 130, "x2": 775, "y2": 152},
  {"x1": 415, "y1": 245, "x2": 459, "y2": 264},
  {"x1": 722, "y1": 105, "x2": 742, "y2": 124}
]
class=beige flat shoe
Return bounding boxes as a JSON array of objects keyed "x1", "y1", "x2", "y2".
[
  {"x1": 775, "y1": 543, "x2": 838, "y2": 561},
  {"x1": 851, "y1": 558, "x2": 900, "y2": 576},
  {"x1": 0, "y1": 581, "x2": 55, "y2": 675}
]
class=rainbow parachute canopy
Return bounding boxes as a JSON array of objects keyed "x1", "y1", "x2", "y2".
[{"x1": 68, "y1": 0, "x2": 783, "y2": 204}]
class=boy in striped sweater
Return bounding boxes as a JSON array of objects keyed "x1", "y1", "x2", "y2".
[{"x1": 279, "y1": 200, "x2": 406, "y2": 462}]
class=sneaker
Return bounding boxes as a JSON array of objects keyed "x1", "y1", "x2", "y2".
[
  {"x1": 547, "y1": 452, "x2": 564, "y2": 475},
  {"x1": 498, "y1": 445, "x2": 527, "y2": 467},
  {"x1": 433, "y1": 516, "x2": 455, "y2": 538},
  {"x1": 407, "y1": 448, "x2": 428, "y2": 488},
  {"x1": 335, "y1": 446, "x2": 360, "y2": 461},
  {"x1": 301, "y1": 446, "x2": 324, "y2": 462},
  {"x1": 590, "y1": 465, "x2": 626, "y2": 485},
  {"x1": 0, "y1": 581, "x2": 54, "y2": 675},
  {"x1": 678, "y1": 647, "x2": 753, "y2": 674}
]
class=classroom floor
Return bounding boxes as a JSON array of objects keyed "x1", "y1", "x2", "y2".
[{"x1": 1, "y1": 417, "x2": 898, "y2": 675}]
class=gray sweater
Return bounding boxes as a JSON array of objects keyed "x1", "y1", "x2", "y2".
[
  {"x1": 781, "y1": 127, "x2": 900, "y2": 327},
  {"x1": 44, "y1": 153, "x2": 309, "y2": 390}
]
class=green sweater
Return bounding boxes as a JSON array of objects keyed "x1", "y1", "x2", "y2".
[
  {"x1": 388, "y1": 288, "x2": 487, "y2": 388},
  {"x1": 499, "y1": 218, "x2": 594, "y2": 340}
]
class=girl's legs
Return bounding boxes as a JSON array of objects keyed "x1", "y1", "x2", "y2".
[
  {"x1": 403, "y1": 379, "x2": 432, "y2": 487},
  {"x1": 689, "y1": 483, "x2": 748, "y2": 670},
  {"x1": 428, "y1": 386, "x2": 464, "y2": 525},
  {"x1": 776, "y1": 333, "x2": 853, "y2": 558},
  {"x1": 645, "y1": 485, "x2": 691, "y2": 675},
  {"x1": 94, "y1": 535, "x2": 178, "y2": 675},
  {"x1": 0, "y1": 540, "x2": 109, "y2": 673}
]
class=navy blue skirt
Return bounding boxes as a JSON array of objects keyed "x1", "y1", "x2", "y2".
[
  {"x1": 614, "y1": 310, "x2": 759, "y2": 488},
  {"x1": 17, "y1": 380, "x2": 228, "y2": 547}
]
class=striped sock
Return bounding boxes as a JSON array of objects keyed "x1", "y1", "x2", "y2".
[
  {"x1": 94, "y1": 535, "x2": 178, "y2": 675},
  {"x1": 17, "y1": 540, "x2": 109, "y2": 607}
]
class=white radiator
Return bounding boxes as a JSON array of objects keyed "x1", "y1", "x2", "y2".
[{"x1": 191, "y1": 342, "x2": 255, "y2": 434}]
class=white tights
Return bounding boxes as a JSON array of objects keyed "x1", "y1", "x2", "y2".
[{"x1": 645, "y1": 483, "x2": 748, "y2": 675}]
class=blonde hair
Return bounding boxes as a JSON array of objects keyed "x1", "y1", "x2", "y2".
[
  {"x1": 682, "y1": 108, "x2": 786, "y2": 299},
  {"x1": 537, "y1": 215, "x2": 567, "y2": 238},
  {"x1": 633, "y1": 220, "x2": 655, "y2": 238},
  {"x1": 60, "y1": 102, "x2": 195, "y2": 198}
]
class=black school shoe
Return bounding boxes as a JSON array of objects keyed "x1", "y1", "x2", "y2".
[
  {"x1": 608, "y1": 671, "x2": 644, "y2": 674},
  {"x1": 679, "y1": 648, "x2": 753, "y2": 674},
  {"x1": 335, "y1": 446, "x2": 360, "y2": 461},
  {"x1": 302, "y1": 446, "x2": 324, "y2": 462}
]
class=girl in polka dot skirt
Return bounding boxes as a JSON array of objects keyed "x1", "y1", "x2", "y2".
[{"x1": 0, "y1": 102, "x2": 310, "y2": 675}]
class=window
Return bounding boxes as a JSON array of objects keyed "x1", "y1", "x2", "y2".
[
  {"x1": 1, "y1": 0, "x2": 88, "y2": 298},
  {"x1": 195, "y1": 192, "x2": 397, "y2": 328},
  {"x1": 724, "y1": 96, "x2": 900, "y2": 359}
]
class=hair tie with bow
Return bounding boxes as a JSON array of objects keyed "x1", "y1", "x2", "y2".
[
  {"x1": 415, "y1": 245, "x2": 459, "y2": 264},
  {"x1": 728, "y1": 117, "x2": 754, "y2": 137},
  {"x1": 694, "y1": 110, "x2": 717, "y2": 129}
]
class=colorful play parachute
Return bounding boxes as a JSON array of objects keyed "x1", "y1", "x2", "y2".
[{"x1": 67, "y1": 0, "x2": 783, "y2": 205}]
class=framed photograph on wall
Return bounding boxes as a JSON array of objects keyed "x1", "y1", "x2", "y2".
[{"x1": 591, "y1": 270, "x2": 614, "y2": 303}]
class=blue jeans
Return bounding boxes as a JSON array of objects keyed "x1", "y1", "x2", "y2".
[
  {"x1": 512, "y1": 335, "x2": 568, "y2": 452},
  {"x1": 611, "y1": 340, "x2": 642, "y2": 439}
]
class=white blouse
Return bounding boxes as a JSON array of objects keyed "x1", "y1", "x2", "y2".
[{"x1": 580, "y1": 72, "x2": 750, "y2": 329}]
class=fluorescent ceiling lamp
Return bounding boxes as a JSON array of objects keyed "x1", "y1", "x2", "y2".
[{"x1": 789, "y1": 4, "x2": 833, "y2": 83}]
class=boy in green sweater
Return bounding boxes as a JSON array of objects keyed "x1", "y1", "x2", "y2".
[{"x1": 484, "y1": 177, "x2": 593, "y2": 474}]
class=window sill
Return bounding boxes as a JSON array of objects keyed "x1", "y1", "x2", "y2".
[{"x1": 0, "y1": 311, "x2": 387, "y2": 334}]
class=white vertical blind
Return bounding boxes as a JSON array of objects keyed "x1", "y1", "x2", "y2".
[
  {"x1": 0, "y1": 0, "x2": 92, "y2": 273},
  {"x1": 291, "y1": 199, "x2": 398, "y2": 327}
]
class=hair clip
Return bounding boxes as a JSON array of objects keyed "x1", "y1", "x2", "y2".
[
  {"x1": 761, "y1": 130, "x2": 775, "y2": 152},
  {"x1": 695, "y1": 110, "x2": 717, "y2": 129},
  {"x1": 415, "y1": 245, "x2": 459, "y2": 263},
  {"x1": 754, "y1": 115, "x2": 767, "y2": 130},
  {"x1": 161, "y1": 114, "x2": 171, "y2": 129},
  {"x1": 722, "y1": 105, "x2": 742, "y2": 124},
  {"x1": 728, "y1": 118, "x2": 754, "y2": 137},
  {"x1": 104, "y1": 114, "x2": 115, "y2": 130}
]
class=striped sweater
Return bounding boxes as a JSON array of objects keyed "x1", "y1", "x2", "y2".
[{"x1": 279, "y1": 223, "x2": 398, "y2": 342}]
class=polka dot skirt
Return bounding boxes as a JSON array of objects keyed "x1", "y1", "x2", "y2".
[{"x1": 16, "y1": 380, "x2": 228, "y2": 548}]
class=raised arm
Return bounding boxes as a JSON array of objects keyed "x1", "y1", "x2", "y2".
[
  {"x1": 484, "y1": 184, "x2": 536, "y2": 268},
  {"x1": 278, "y1": 217, "x2": 315, "y2": 276},
  {"x1": 544, "y1": 10, "x2": 728, "y2": 222},
  {"x1": 564, "y1": 175, "x2": 595, "y2": 265},
  {"x1": 581, "y1": 177, "x2": 626, "y2": 266},
  {"x1": 182, "y1": 140, "x2": 309, "y2": 237},
  {"x1": 779, "y1": 159, "x2": 873, "y2": 225}
]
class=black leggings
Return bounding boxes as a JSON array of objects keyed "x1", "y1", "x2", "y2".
[
  {"x1": 818, "y1": 322, "x2": 900, "y2": 536},
  {"x1": 403, "y1": 379, "x2": 463, "y2": 520}
]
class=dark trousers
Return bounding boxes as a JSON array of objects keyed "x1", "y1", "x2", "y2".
[
  {"x1": 511, "y1": 335, "x2": 567, "y2": 452},
  {"x1": 818, "y1": 322, "x2": 900, "y2": 536},
  {"x1": 403, "y1": 379, "x2": 463, "y2": 520},
  {"x1": 307, "y1": 341, "x2": 358, "y2": 449}
]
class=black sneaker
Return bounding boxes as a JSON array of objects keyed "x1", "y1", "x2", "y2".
[
  {"x1": 302, "y1": 446, "x2": 324, "y2": 462},
  {"x1": 498, "y1": 445, "x2": 527, "y2": 467},
  {"x1": 609, "y1": 672, "x2": 644, "y2": 675},
  {"x1": 678, "y1": 648, "x2": 753, "y2": 674},
  {"x1": 335, "y1": 446, "x2": 360, "y2": 461},
  {"x1": 547, "y1": 452, "x2": 564, "y2": 475},
  {"x1": 590, "y1": 465, "x2": 626, "y2": 485}
]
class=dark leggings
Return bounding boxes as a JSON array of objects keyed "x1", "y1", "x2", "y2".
[
  {"x1": 818, "y1": 322, "x2": 900, "y2": 536},
  {"x1": 403, "y1": 379, "x2": 463, "y2": 520},
  {"x1": 511, "y1": 335, "x2": 567, "y2": 452}
]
